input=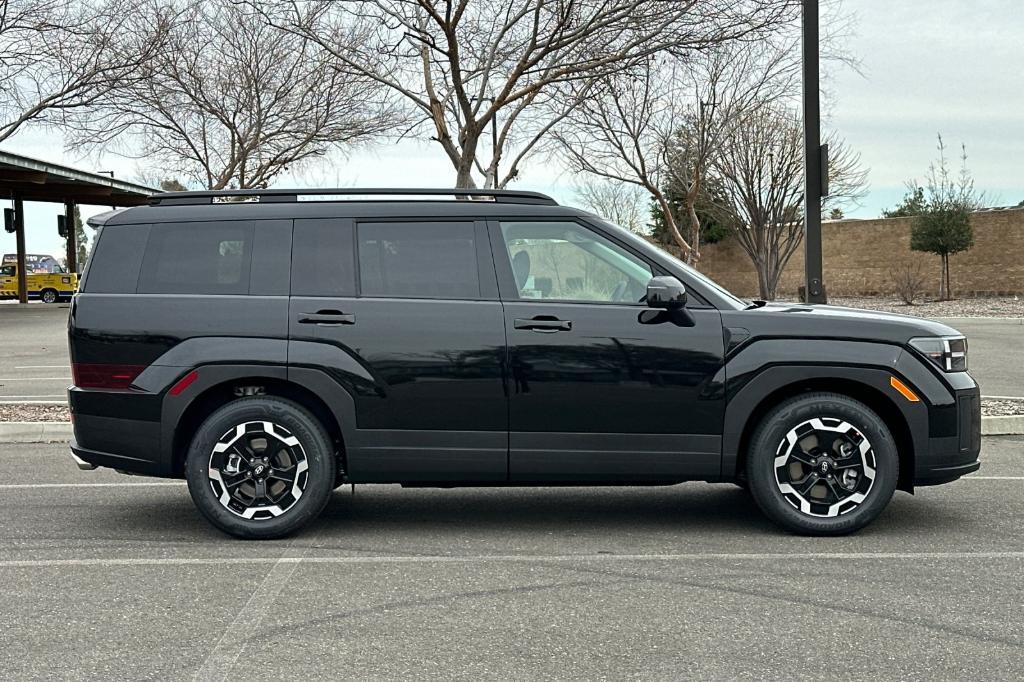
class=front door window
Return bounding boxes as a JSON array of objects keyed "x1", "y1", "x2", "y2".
[{"x1": 499, "y1": 221, "x2": 652, "y2": 304}]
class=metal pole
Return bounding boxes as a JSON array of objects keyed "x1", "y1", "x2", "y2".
[
  {"x1": 65, "y1": 200, "x2": 78, "y2": 274},
  {"x1": 802, "y1": 0, "x2": 826, "y2": 304},
  {"x1": 13, "y1": 195, "x2": 27, "y2": 304},
  {"x1": 491, "y1": 114, "x2": 499, "y2": 188}
]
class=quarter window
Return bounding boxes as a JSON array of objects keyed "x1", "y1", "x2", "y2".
[
  {"x1": 358, "y1": 222, "x2": 479, "y2": 299},
  {"x1": 498, "y1": 221, "x2": 652, "y2": 303}
]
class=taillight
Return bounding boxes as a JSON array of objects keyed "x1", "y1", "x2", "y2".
[{"x1": 72, "y1": 363, "x2": 145, "y2": 390}]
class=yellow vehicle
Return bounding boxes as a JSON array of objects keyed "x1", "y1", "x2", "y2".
[{"x1": 0, "y1": 262, "x2": 78, "y2": 303}]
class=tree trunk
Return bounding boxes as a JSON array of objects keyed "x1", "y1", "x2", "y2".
[
  {"x1": 684, "y1": 169, "x2": 702, "y2": 266},
  {"x1": 757, "y1": 260, "x2": 771, "y2": 300},
  {"x1": 684, "y1": 193, "x2": 701, "y2": 267},
  {"x1": 453, "y1": 130, "x2": 480, "y2": 189}
]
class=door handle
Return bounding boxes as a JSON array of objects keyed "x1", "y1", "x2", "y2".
[
  {"x1": 298, "y1": 310, "x2": 355, "y2": 325},
  {"x1": 514, "y1": 317, "x2": 572, "y2": 332}
]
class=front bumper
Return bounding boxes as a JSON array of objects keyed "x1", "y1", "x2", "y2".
[{"x1": 915, "y1": 384, "x2": 982, "y2": 486}]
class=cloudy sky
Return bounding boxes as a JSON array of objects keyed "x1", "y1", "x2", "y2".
[{"x1": 3, "y1": 0, "x2": 1022, "y2": 261}]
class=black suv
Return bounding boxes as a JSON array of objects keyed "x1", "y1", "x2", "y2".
[{"x1": 69, "y1": 188, "x2": 981, "y2": 539}]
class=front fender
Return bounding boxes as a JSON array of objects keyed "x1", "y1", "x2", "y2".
[{"x1": 720, "y1": 339, "x2": 952, "y2": 481}]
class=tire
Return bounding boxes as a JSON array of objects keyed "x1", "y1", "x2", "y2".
[
  {"x1": 40, "y1": 288, "x2": 58, "y2": 304},
  {"x1": 185, "y1": 396, "x2": 336, "y2": 539},
  {"x1": 746, "y1": 392, "x2": 898, "y2": 536}
]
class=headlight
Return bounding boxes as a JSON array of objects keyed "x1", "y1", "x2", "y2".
[{"x1": 909, "y1": 336, "x2": 968, "y2": 372}]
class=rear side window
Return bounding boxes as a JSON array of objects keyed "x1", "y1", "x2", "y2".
[
  {"x1": 138, "y1": 222, "x2": 253, "y2": 295},
  {"x1": 357, "y1": 222, "x2": 479, "y2": 299},
  {"x1": 292, "y1": 219, "x2": 355, "y2": 297},
  {"x1": 81, "y1": 224, "x2": 151, "y2": 294}
]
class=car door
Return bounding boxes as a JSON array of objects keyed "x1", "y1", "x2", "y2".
[
  {"x1": 288, "y1": 217, "x2": 508, "y2": 483},
  {"x1": 491, "y1": 218, "x2": 725, "y2": 482}
]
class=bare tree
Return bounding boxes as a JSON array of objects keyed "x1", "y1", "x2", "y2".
[
  {"x1": 258, "y1": 0, "x2": 799, "y2": 189},
  {"x1": 555, "y1": 37, "x2": 798, "y2": 264},
  {"x1": 555, "y1": 58, "x2": 687, "y2": 250},
  {"x1": 709, "y1": 105, "x2": 867, "y2": 300},
  {"x1": 572, "y1": 177, "x2": 648, "y2": 235},
  {"x1": 0, "y1": 0, "x2": 166, "y2": 143},
  {"x1": 663, "y1": 40, "x2": 798, "y2": 264},
  {"x1": 68, "y1": 0, "x2": 401, "y2": 189}
]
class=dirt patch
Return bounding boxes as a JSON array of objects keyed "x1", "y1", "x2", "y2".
[
  {"x1": 0, "y1": 404, "x2": 70, "y2": 422},
  {"x1": 828, "y1": 296, "x2": 1024, "y2": 318}
]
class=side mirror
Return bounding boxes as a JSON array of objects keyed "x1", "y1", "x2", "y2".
[{"x1": 646, "y1": 276, "x2": 687, "y2": 310}]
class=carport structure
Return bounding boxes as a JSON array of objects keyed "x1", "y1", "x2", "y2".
[{"x1": 0, "y1": 150, "x2": 156, "y2": 303}]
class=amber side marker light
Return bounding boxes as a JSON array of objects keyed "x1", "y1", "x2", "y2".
[{"x1": 889, "y1": 376, "x2": 920, "y2": 402}]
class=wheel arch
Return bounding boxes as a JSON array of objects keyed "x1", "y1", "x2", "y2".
[
  {"x1": 725, "y1": 368, "x2": 923, "y2": 493},
  {"x1": 168, "y1": 372, "x2": 349, "y2": 478}
]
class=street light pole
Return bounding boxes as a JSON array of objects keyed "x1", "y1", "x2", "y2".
[{"x1": 802, "y1": 0, "x2": 827, "y2": 304}]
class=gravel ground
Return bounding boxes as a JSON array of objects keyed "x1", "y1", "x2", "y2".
[
  {"x1": 827, "y1": 296, "x2": 1024, "y2": 318},
  {"x1": 0, "y1": 404, "x2": 70, "y2": 422},
  {"x1": 2, "y1": 398, "x2": 1022, "y2": 422}
]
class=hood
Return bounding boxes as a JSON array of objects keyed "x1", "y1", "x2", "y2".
[{"x1": 722, "y1": 302, "x2": 963, "y2": 345}]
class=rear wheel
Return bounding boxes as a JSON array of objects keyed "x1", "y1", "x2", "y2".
[
  {"x1": 746, "y1": 392, "x2": 898, "y2": 536},
  {"x1": 185, "y1": 397, "x2": 335, "y2": 539},
  {"x1": 40, "y1": 288, "x2": 58, "y2": 304}
]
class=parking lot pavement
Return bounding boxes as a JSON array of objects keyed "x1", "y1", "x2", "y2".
[
  {"x1": 2, "y1": 438, "x2": 1022, "y2": 679},
  {"x1": 0, "y1": 304, "x2": 71, "y2": 402},
  {"x1": 937, "y1": 317, "x2": 1024, "y2": 397}
]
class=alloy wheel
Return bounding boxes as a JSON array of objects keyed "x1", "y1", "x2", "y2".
[
  {"x1": 207, "y1": 421, "x2": 309, "y2": 520},
  {"x1": 773, "y1": 417, "x2": 876, "y2": 517}
]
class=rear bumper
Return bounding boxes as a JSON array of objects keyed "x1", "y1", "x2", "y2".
[
  {"x1": 68, "y1": 387, "x2": 172, "y2": 477},
  {"x1": 915, "y1": 384, "x2": 982, "y2": 486}
]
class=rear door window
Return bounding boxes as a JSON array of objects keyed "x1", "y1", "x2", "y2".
[
  {"x1": 357, "y1": 221, "x2": 479, "y2": 299},
  {"x1": 138, "y1": 222, "x2": 254, "y2": 295}
]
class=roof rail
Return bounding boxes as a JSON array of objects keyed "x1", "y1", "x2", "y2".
[{"x1": 148, "y1": 188, "x2": 558, "y2": 206}]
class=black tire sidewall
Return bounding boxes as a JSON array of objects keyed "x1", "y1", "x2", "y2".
[
  {"x1": 41, "y1": 289, "x2": 57, "y2": 303},
  {"x1": 747, "y1": 393, "x2": 898, "y2": 536},
  {"x1": 185, "y1": 397, "x2": 336, "y2": 539}
]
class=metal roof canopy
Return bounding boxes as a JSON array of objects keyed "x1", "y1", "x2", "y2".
[
  {"x1": 0, "y1": 149, "x2": 157, "y2": 205},
  {"x1": 0, "y1": 149, "x2": 158, "y2": 303}
]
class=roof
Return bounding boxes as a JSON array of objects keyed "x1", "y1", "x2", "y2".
[{"x1": 0, "y1": 149, "x2": 158, "y2": 205}]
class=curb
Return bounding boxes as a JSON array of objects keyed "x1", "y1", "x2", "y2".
[
  {"x1": 1, "y1": 417, "x2": 1022, "y2": 443},
  {"x1": 0, "y1": 422, "x2": 74, "y2": 443},
  {"x1": 981, "y1": 415, "x2": 1024, "y2": 437}
]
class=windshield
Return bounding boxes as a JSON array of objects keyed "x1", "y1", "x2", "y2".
[{"x1": 588, "y1": 216, "x2": 748, "y2": 309}]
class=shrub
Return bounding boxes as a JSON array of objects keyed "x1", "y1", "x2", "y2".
[{"x1": 890, "y1": 262, "x2": 927, "y2": 305}]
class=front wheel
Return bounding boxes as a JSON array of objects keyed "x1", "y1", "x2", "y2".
[
  {"x1": 746, "y1": 392, "x2": 898, "y2": 536},
  {"x1": 185, "y1": 396, "x2": 336, "y2": 539}
]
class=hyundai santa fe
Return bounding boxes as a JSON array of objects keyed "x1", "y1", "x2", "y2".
[{"x1": 68, "y1": 188, "x2": 981, "y2": 539}]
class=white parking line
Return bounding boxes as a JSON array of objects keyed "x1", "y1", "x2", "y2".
[
  {"x1": 0, "y1": 377, "x2": 71, "y2": 381},
  {"x1": 982, "y1": 395, "x2": 1024, "y2": 401},
  {"x1": 0, "y1": 482, "x2": 183, "y2": 489},
  {"x1": 0, "y1": 552, "x2": 1022, "y2": 569},
  {"x1": 194, "y1": 558, "x2": 305, "y2": 681},
  {"x1": 964, "y1": 476, "x2": 1024, "y2": 480},
  {"x1": 14, "y1": 366, "x2": 69, "y2": 370}
]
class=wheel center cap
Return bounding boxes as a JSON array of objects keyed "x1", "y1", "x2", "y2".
[
  {"x1": 253, "y1": 464, "x2": 266, "y2": 476},
  {"x1": 818, "y1": 460, "x2": 831, "y2": 474}
]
